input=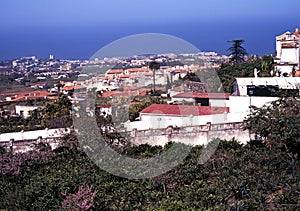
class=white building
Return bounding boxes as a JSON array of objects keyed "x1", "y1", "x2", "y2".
[
  {"x1": 96, "y1": 106, "x2": 113, "y2": 117},
  {"x1": 125, "y1": 77, "x2": 300, "y2": 131},
  {"x1": 231, "y1": 77, "x2": 300, "y2": 96},
  {"x1": 171, "y1": 92, "x2": 229, "y2": 107},
  {"x1": 125, "y1": 104, "x2": 229, "y2": 131},
  {"x1": 275, "y1": 28, "x2": 300, "y2": 76},
  {"x1": 15, "y1": 105, "x2": 44, "y2": 119}
]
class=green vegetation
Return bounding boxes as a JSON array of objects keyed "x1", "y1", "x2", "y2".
[
  {"x1": 0, "y1": 51, "x2": 298, "y2": 209},
  {"x1": 1, "y1": 95, "x2": 299, "y2": 210},
  {"x1": 217, "y1": 55, "x2": 274, "y2": 92},
  {"x1": 0, "y1": 115, "x2": 43, "y2": 133},
  {"x1": 0, "y1": 94, "x2": 72, "y2": 133},
  {"x1": 41, "y1": 94, "x2": 72, "y2": 128},
  {"x1": 128, "y1": 97, "x2": 163, "y2": 121},
  {"x1": 245, "y1": 96, "x2": 300, "y2": 158},
  {"x1": 227, "y1": 39, "x2": 248, "y2": 64},
  {"x1": 0, "y1": 136, "x2": 299, "y2": 210}
]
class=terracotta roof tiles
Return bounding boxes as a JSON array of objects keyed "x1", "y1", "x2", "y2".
[{"x1": 140, "y1": 104, "x2": 229, "y2": 116}]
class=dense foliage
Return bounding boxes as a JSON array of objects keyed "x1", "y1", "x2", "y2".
[
  {"x1": 1, "y1": 54, "x2": 297, "y2": 210},
  {"x1": 217, "y1": 55, "x2": 274, "y2": 92},
  {"x1": 1, "y1": 136, "x2": 299, "y2": 210},
  {"x1": 41, "y1": 94, "x2": 72, "y2": 128},
  {"x1": 245, "y1": 97, "x2": 300, "y2": 158},
  {"x1": 128, "y1": 97, "x2": 163, "y2": 121}
]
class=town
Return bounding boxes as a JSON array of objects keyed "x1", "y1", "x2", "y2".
[
  {"x1": 0, "y1": 28, "x2": 300, "y2": 152},
  {"x1": 2, "y1": 0, "x2": 300, "y2": 208}
]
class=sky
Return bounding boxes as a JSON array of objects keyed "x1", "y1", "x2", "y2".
[{"x1": 0, "y1": 0, "x2": 300, "y2": 60}]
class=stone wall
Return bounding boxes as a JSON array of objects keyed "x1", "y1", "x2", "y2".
[
  {"x1": 1, "y1": 138, "x2": 61, "y2": 154},
  {"x1": 0, "y1": 122, "x2": 252, "y2": 153},
  {"x1": 129, "y1": 122, "x2": 251, "y2": 146}
]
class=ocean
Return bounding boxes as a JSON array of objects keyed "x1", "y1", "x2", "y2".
[{"x1": 0, "y1": 19, "x2": 299, "y2": 60}]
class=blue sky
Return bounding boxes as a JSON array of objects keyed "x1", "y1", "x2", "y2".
[
  {"x1": 1, "y1": 0, "x2": 300, "y2": 59},
  {"x1": 1, "y1": 0, "x2": 298, "y2": 26}
]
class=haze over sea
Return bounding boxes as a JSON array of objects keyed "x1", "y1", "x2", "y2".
[{"x1": 0, "y1": 0, "x2": 299, "y2": 60}]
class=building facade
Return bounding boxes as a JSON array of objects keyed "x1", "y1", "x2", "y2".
[{"x1": 275, "y1": 28, "x2": 300, "y2": 76}]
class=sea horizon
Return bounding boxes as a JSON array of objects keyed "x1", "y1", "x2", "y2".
[{"x1": 1, "y1": 19, "x2": 299, "y2": 60}]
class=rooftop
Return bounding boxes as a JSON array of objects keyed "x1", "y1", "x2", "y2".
[
  {"x1": 106, "y1": 69, "x2": 124, "y2": 74},
  {"x1": 62, "y1": 85, "x2": 86, "y2": 91},
  {"x1": 173, "y1": 92, "x2": 230, "y2": 99},
  {"x1": 140, "y1": 104, "x2": 229, "y2": 116}
]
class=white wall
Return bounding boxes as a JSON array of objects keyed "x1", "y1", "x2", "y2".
[
  {"x1": 275, "y1": 65, "x2": 294, "y2": 75},
  {"x1": 127, "y1": 113, "x2": 227, "y2": 131},
  {"x1": 125, "y1": 94, "x2": 282, "y2": 132},
  {"x1": 228, "y1": 96, "x2": 277, "y2": 113},
  {"x1": 98, "y1": 107, "x2": 112, "y2": 116},
  {"x1": 172, "y1": 97, "x2": 195, "y2": 103},
  {"x1": 281, "y1": 48, "x2": 299, "y2": 64},
  {"x1": 210, "y1": 99, "x2": 228, "y2": 107},
  {"x1": 15, "y1": 105, "x2": 43, "y2": 119},
  {"x1": 0, "y1": 128, "x2": 71, "y2": 142}
]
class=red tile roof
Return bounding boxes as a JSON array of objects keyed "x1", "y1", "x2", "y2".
[
  {"x1": 123, "y1": 86, "x2": 140, "y2": 91},
  {"x1": 171, "y1": 86, "x2": 185, "y2": 92},
  {"x1": 118, "y1": 74, "x2": 138, "y2": 79},
  {"x1": 173, "y1": 92, "x2": 230, "y2": 99},
  {"x1": 106, "y1": 69, "x2": 124, "y2": 74},
  {"x1": 127, "y1": 67, "x2": 149, "y2": 73},
  {"x1": 140, "y1": 104, "x2": 229, "y2": 116},
  {"x1": 6, "y1": 91, "x2": 55, "y2": 101},
  {"x1": 62, "y1": 85, "x2": 86, "y2": 91}
]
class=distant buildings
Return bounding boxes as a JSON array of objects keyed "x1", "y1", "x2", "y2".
[{"x1": 5, "y1": 91, "x2": 56, "y2": 102}]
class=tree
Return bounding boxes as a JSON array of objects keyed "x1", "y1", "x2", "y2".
[
  {"x1": 56, "y1": 81, "x2": 63, "y2": 94},
  {"x1": 261, "y1": 55, "x2": 274, "y2": 76},
  {"x1": 41, "y1": 94, "x2": 72, "y2": 128},
  {"x1": 228, "y1": 40, "x2": 247, "y2": 64},
  {"x1": 128, "y1": 97, "x2": 162, "y2": 121},
  {"x1": 1, "y1": 137, "x2": 300, "y2": 210},
  {"x1": 166, "y1": 75, "x2": 172, "y2": 91},
  {"x1": 149, "y1": 61, "x2": 160, "y2": 94},
  {"x1": 244, "y1": 97, "x2": 300, "y2": 157}
]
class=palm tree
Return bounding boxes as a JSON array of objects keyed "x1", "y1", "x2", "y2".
[
  {"x1": 149, "y1": 61, "x2": 160, "y2": 94},
  {"x1": 227, "y1": 40, "x2": 247, "y2": 64}
]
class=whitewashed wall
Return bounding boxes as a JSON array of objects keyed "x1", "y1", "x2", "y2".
[
  {"x1": 228, "y1": 96, "x2": 277, "y2": 113},
  {"x1": 15, "y1": 105, "x2": 43, "y2": 119}
]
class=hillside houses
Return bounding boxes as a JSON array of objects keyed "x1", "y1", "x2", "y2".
[{"x1": 5, "y1": 91, "x2": 56, "y2": 102}]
